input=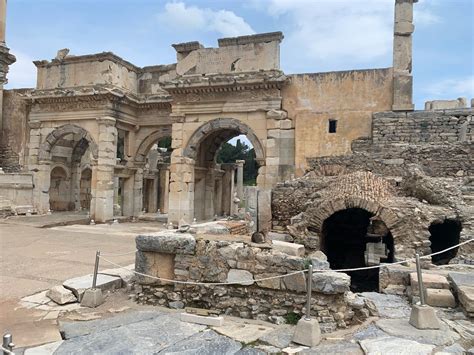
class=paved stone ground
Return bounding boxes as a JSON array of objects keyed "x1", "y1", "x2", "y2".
[{"x1": 0, "y1": 217, "x2": 165, "y2": 347}]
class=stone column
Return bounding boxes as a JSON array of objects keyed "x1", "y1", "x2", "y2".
[
  {"x1": 91, "y1": 117, "x2": 116, "y2": 223},
  {"x1": 162, "y1": 167, "x2": 170, "y2": 214},
  {"x1": 168, "y1": 155, "x2": 195, "y2": 225},
  {"x1": 0, "y1": 0, "x2": 15, "y2": 135},
  {"x1": 133, "y1": 167, "x2": 144, "y2": 216},
  {"x1": 0, "y1": 0, "x2": 6, "y2": 44},
  {"x1": 236, "y1": 160, "x2": 244, "y2": 199},
  {"x1": 221, "y1": 164, "x2": 234, "y2": 216},
  {"x1": 392, "y1": 0, "x2": 417, "y2": 111},
  {"x1": 71, "y1": 163, "x2": 82, "y2": 211},
  {"x1": 204, "y1": 168, "x2": 215, "y2": 219}
]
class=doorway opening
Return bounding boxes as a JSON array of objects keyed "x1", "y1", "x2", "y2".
[
  {"x1": 429, "y1": 219, "x2": 462, "y2": 265},
  {"x1": 321, "y1": 208, "x2": 394, "y2": 292}
]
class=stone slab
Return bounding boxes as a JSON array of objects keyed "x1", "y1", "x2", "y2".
[
  {"x1": 359, "y1": 292, "x2": 411, "y2": 318},
  {"x1": 55, "y1": 313, "x2": 206, "y2": 354},
  {"x1": 359, "y1": 336, "x2": 435, "y2": 355},
  {"x1": 100, "y1": 264, "x2": 135, "y2": 284},
  {"x1": 180, "y1": 312, "x2": 224, "y2": 326},
  {"x1": 301, "y1": 341, "x2": 363, "y2": 354},
  {"x1": 458, "y1": 286, "x2": 474, "y2": 313},
  {"x1": 136, "y1": 231, "x2": 196, "y2": 254},
  {"x1": 271, "y1": 240, "x2": 305, "y2": 257},
  {"x1": 63, "y1": 274, "x2": 122, "y2": 301},
  {"x1": 426, "y1": 288, "x2": 456, "y2": 308},
  {"x1": 213, "y1": 322, "x2": 274, "y2": 344},
  {"x1": 59, "y1": 311, "x2": 166, "y2": 339},
  {"x1": 377, "y1": 317, "x2": 460, "y2": 346},
  {"x1": 448, "y1": 272, "x2": 474, "y2": 288},
  {"x1": 158, "y1": 329, "x2": 242, "y2": 354},
  {"x1": 259, "y1": 324, "x2": 294, "y2": 348},
  {"x1": 410, "y1": 272, "x2": 450, "y2": 293},
  {"x1": 24, "y1": 340, "x2": 64, "y2": 355}
]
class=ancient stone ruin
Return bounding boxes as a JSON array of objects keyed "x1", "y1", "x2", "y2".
[{"x1": 0, "y1": 0, "x2": 473, "y2": 329}]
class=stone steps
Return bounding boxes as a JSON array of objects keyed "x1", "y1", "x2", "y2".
[{"x1": 409, "y1": 272, "x2": 456, "y2": 308}]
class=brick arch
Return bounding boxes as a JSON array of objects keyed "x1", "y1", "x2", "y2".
[
  {"x1": 305, "y1": 197, "x2": 403, "y2": 239},
  {"x1": 39, "y1": 124, "x2": 98, "y2": 161},
  {"x1": 135, "y1": 128, "x2": 172, "y2": 163},
  {"x1": 183, "y1": 118, "x2": 265, "y2": 164}
]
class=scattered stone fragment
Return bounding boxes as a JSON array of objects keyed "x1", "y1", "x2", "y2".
[
  {"x1": 359, "y1": 292, "x2": 411, "y2": 318},
  {"x1": 425, "y1": 288, "x2": 456, "y2": 308},
  {"x1": 213, "y1": 322, "x2": 274, "y2": 344},
  {"x1": 312, "y1": 271, "x2": 350, "y2": 294},
  {"x1": 272, "y1": 240, "x2": 305, "y2": 257},
  {"x1": 47, "y1": 285, "x2": 77, "y2": 305}
]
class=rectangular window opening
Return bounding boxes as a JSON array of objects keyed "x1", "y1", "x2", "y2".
[{"x1": 329, "y1": 119, "x2": 337, "y2": 133}]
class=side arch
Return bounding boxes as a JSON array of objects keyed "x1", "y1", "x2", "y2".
[
  {"x1": 135, "y1": 127, "x2": 172, "y2": 163},
  {"x1": 183, "y1": 118, "x2": 265, "y2": 164},
  {"x1": 305, "y1": 197, "x2": 403, "y2": 240},
  {"x1": 39, "y1": 124, "x2": 98, "y2": 161}
]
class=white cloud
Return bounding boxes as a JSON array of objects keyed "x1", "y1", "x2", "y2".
[
  {"x1": 261, "y1": 0, "x2": 395, "y2": 70},
  {"x1": 157, "y1": 2, "x2": 254, "y2": 38},
  {"x1": 414, "y1": 0, "x2": 442, "y2": 26},
  {"x1": 5, "y1": 50, "x2": 37, "y2": 89},
  {"x1": 423, "y1": 76, "x2": 474, "y2": 99}
]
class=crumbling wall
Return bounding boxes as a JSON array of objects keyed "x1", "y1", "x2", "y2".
[
  {"x1": 0, "y1": 90, "x2": 30, "y2": 172},
  {"x1": 134, "y1": 231, "x2": 375, "y2": 332}
]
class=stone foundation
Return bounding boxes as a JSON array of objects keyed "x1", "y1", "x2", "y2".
[{"x1": 134, "y1": 231, "x2": 375, "y2": 331}]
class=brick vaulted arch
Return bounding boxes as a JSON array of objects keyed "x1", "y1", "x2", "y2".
[
  {"x1": 183, "y1": 118, "x2": 265, "y2": 164},
  {"x1": 135, "y1": 127, "x2": 172, "y2": 163},
  {"x1": 39, "y1": 124, "x2": 98, "y2": 161}
]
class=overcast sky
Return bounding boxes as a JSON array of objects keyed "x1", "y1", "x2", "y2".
[{"x1": 5, "y1": 0, "x2": 474, "y2": 110}]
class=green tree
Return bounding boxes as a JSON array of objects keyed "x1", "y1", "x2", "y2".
[{"x1": 217, "y1": 139, "x2": 258, "y2": 185}]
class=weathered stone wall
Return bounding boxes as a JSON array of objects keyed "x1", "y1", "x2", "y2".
[
  {"x1": 282, "y1": 68, "x2": 393, "y2": 176},
  {"x1": 1, "y1": 90, "x2": 30, "y2": 171},
  {"x1": 0, "y1": 173, "x2": 34, "y2": 210},
  {"x1": 134, "y1": 231, "x2": 375, "y2": 332},
  {"x1": 307, "y1": 108, "x2": 473, "y2": 177}
]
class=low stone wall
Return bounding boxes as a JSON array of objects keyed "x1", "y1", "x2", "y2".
[
  {"x1": 0, "y1": 173, "x2": 34, "y2": 215},
  {"x1": 134, "y1": 231, "x2": 375, "y2": 332}
]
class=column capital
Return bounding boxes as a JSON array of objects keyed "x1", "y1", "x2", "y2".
[{"x1": 236, "y1": 160, "x2": 245, "y2": 166}]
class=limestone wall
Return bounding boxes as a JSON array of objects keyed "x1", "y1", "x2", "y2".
[
  {"x1": 282, "y1": 68, "x2": 393, "y2": 175},
  {"x1": 134, "y1": 231, "x2": 375, "y2": 332},
  {"x1": 308, "y1": 108, "x2": 474, "y2": 177},
  {"x1": 0, "y1": 173, "x2": 33, "y2": 208},
  {"x1": 1, "y1": 90, "x2": 30, "y2": 171},
  {"x1": 35, "y1": 53, "x2": 139, "y2": 93}
]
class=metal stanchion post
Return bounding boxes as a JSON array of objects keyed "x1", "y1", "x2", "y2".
[
  {"x1": 305, "y1": 264, "x2": 313, "y2": 320},
  {"x1": 92, "y1": 250, "x2": 100, "y2": 289},
  {"x1": 2, "y1": 333, "x2": 14, "y2": 355},
  {"x1": 415, "y1": 253, "x2": 425, "y2": 305}
]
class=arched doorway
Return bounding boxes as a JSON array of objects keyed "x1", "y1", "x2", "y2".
[
  {"x1": 49, "y1": 166, "x2": 70, "y2": 211},
  {"x1": 183, "y1": 118, "x2": 264, "y2": 221},
  {"x1": 429, "y1": 219, "x2": 462, "y2": 265},
  {"x1": 80, "y1": 168, "x2": 92, "y2": 210},
  {"x1": 321, "y1": 208, "x2": 394, "y2": 292}
]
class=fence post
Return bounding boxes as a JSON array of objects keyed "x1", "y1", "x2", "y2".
[
  {"x1": 415, "y1": 253, "x2": 425, "y2": 305},
  {"x1": 2, "y1": 333, "x2": 14, "y2": 355},
  {"x1": 92, "y1": 250, "x2": 100, "y2": 288},
  {"x1": 305, "y1": 264, "x2": 313, "y2": 320}
]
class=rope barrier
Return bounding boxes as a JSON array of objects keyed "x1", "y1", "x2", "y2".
[
  {"x1": 98, "y1": 238, "x2": 473, "y2": 286},
  {"x1": 100, "y1": 250, "x2": 137, "y2": 256}
]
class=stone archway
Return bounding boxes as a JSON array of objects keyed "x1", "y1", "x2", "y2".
[
  {"x1": 169, "y1": 118, "x2": 266, "y2": 224},
  {"x1": 135, "y1": 127, "x2": 172, "y2": 163},
  {"x1": 39, "y1": 124, "x2": 98, "y2": 162}
]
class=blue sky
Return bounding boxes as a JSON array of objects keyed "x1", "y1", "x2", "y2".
[{"x1": 5, "y1": 0, "x2": 474, "y2": 110}]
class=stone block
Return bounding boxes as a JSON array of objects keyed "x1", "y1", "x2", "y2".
[
  {"x1": 266, "y1": 231, "x2": 293, "y2": 242},
  {"x1": 312, "y1": 271, "x2": 350, "y2": 294},
  {"x1": 227, "y1": 269, "x2": 254, "y2": 286},
  {"x1": 256, "y1": 274, "x2": 281, "y2": 289},
  {"x1": 63, "y1": 274, "x2": 122, "y2": 301},
  {"x1": 410, "y1": 273, "x2": 450, "y2": 294},
  {"x1": 457, "y1": 286, "x2": 474, "y2": 313},
  {"x1": 135, "y1": 251, "x2": 175, "y2": 285},
  {"x1": 282, "y1": 272, "x2": 306, "y2": 293},
  {"x1": 80, "y1": 288, "x2": 104, "y2": 308},
  {"x1": 292, "y1": 318, "x2": 321, "y2": 347},
  {"x1": 47, "y1": 285, "x2": 77, "y2": 305},
  {"x1": 409, "y1": 304, "x2": 440, "y2": 329},
  {"x1": 425, "y1": 288, "x2": 456, "y2": 308},
  {"x1": 271, "y1": 240, "x2": 305, "y2": 257},
  {"x1": 136, "y1": 232, "x2": 196, "y2": 254},
  {"x1": 180, "y1": 313, "x2": 224, "y2": 326}
]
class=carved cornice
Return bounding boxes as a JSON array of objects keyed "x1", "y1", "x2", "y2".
[
  {"x1": 0, "y1": 44, "x2": 16, "y2": 85},
  {"x1": 162, "y1": 70, "x2": 288, "y2": 95}
]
